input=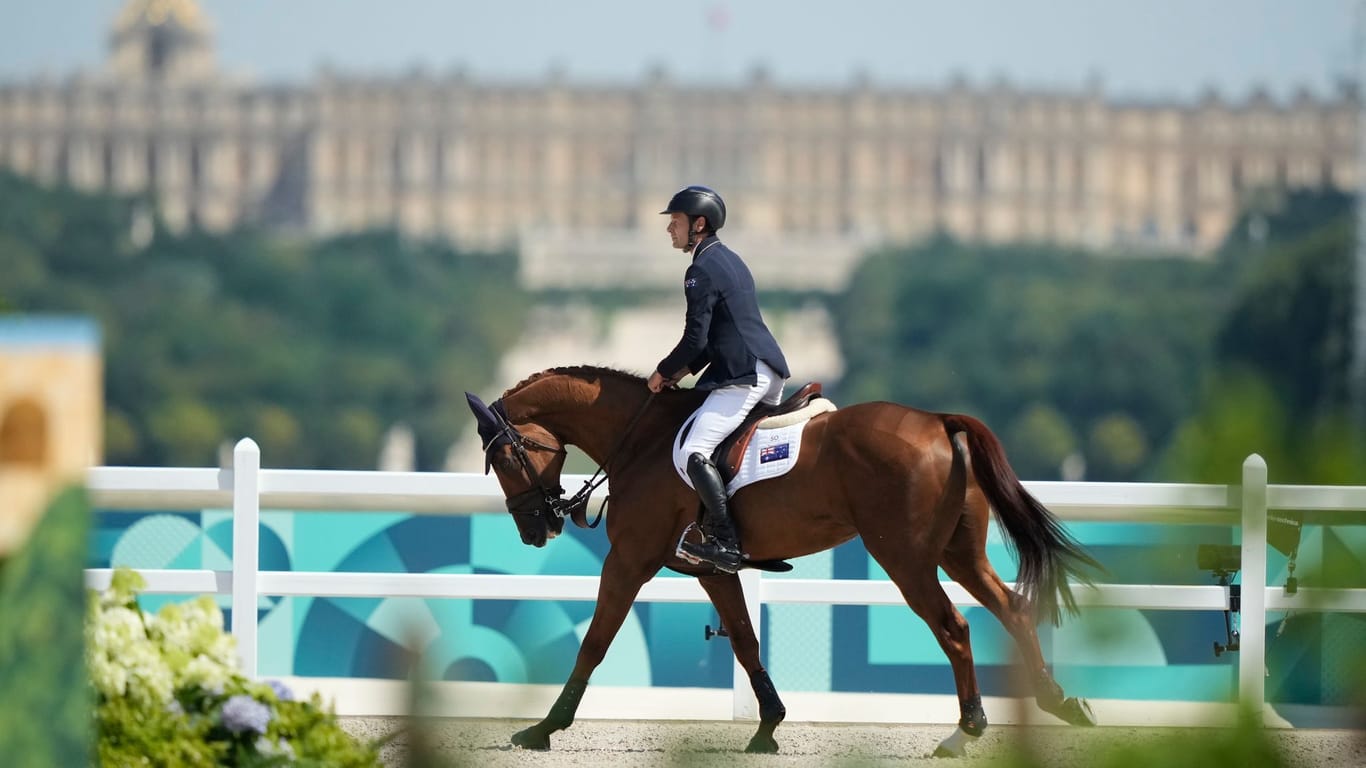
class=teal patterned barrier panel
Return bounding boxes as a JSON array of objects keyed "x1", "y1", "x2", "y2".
[{"x1": 90, "y1": 508, "x2": 1362, "y2": 709}]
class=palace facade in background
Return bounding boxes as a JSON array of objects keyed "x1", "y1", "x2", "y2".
[{"x1": 0, "y1": 0, "x2": 1356, "y2": 288}]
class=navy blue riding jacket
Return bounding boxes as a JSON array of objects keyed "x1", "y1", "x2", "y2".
[{"x1": 656, "y1": 235, "x2": 791, "y2": 390}]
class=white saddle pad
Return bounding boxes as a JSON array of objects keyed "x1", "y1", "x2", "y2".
[{"x1": 726, "y1": 398, "x2": 837, "y2": 495}]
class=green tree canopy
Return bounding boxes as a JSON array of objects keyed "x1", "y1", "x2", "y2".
[
  {"x1": 834, "y1": 235, "x2": 1220, "y2": 479},
  {"x1": 0, "y1": 172, "x2": 524, "y2": 469},
  {"x1": 1167, "y1": 191, "x2": 1363, "y2": 484}
]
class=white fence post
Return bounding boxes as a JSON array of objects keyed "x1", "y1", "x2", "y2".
[
  {"x1": 1240, "y1": 454, "x2": 1268, "y2": 716},
  {"x1": 732, "y1": 568, "x2": 763, "y2": 719},
  {"x1": 232, "y1": 438, "x2": 261, "y2": 678}
]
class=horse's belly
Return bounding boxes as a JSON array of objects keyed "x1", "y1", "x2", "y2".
[{"x1": 732, "y1": 479, "x2": 856, "y2": 561}]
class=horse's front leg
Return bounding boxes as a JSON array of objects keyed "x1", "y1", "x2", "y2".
[
  {"x1": 696, "y1": 573, "x2": 786, "y2": 754},
  {"x1": 511, "y1": 550, "x2": 655, "y2": 750}
]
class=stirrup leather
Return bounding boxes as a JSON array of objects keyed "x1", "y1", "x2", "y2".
[{"x1": 675, "y1": 522, "x2": 744, "y2": 573}]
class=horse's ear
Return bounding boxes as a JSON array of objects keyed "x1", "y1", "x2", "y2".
[{"x1": 464, "y1": 392, "x2": 502, "y2": 449}]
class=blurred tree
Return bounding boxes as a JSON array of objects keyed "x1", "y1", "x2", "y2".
[
  {"x1": 102, "y1": 409, "x2": 140, "y2": 465},
  {"x1": 834, "y1": 236, "x2": 1217, "y2": 479},
  {"x1": 1161, "y1": 190, "x2": 1362, "y2": 484},
  {"x1": 1216, "y1": 220, "x2": 1353, "y2": 420},
  {"x1": 316, "y1": 408, "x2": 384, "y2": 471},
  {"x1": 1086, "y1": 413, "x2": 1149, "y2": 480},
  {"x1": 251, "y1": 405, "x2": 304, "y2": 468},
  {"x1": 1160, "y1": 371, "x2": 1289, "y2": 483},
  {"x1": 0, "y1": 173, "x2": 525, "y2": 469},
  {"x1": 0, "y1": 486, "x2": 92, "y2": 766},
  {"x1": 0, "y1": 233, "x2": 45, "y2": 304},
  {"x1": 147, "y1": 399, "x2": 222, "y2": 466},
  {"x1": 1218, "y1": 187, "x2": 1351, "y2": 258},
  {"x1": 1004, "y1": 402, "x2": 1077, "y2": 479}
]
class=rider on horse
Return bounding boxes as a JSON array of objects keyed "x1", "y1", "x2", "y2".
[{"x1": 647, "y1": 185, "x2": 791, "y2": 573}]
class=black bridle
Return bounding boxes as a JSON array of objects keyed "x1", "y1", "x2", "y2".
[
  {"x1": 480, "y1": 399, "x2": 582, "y2": 529},
  {"x1": 480, "y1": 394, "x2": 655, "y2": 531}
]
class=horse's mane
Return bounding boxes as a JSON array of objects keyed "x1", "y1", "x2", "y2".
[{"x1": 502, "y1": 365, "x2": 646, "y2": 398}]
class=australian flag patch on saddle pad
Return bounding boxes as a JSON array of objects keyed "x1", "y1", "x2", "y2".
[{"x1": 725, "y1": 398, "x2": 836, "y2": 495}]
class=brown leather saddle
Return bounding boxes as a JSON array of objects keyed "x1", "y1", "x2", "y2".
[{"x1": 711, "y1": 382, "x2": 825, "y2": 483}]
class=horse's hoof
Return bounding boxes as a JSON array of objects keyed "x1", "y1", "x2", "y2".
[
  {"x1": 1059, "y1": 697, "x2": 1097, "y2": 727},
  {"x1": 931, "y1": 726, "x2": 976, "y2": 758},
  {"x1": 511, "y1": 726, "x2": 551, "y2": 750},
  {"x1": 745, "y1": 734, "x2": 779, "y2": 754}
]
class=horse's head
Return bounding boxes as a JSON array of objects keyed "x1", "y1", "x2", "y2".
[{"x1": 465, "y1": 392, "x2": 570, "y2": 547}]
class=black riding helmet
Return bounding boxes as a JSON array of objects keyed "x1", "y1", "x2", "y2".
[{"x1": 660, "y1": 185, "x2": 726, "y2": 231}]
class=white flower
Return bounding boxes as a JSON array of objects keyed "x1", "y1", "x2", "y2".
[
  {"x1": 94, "y1": 607, "x2": 144, "y2": 650},
  {"x1": 88, "y1": 654, "x2": 129, "y2": 698},
  {"x1": 179, "y1": 653, "x2": 232, "y2": 692},
  {"x1": 85, "y1": 569, "x2": 364, "y2": 765},
  {"x1": 123, "y1": 641, "x2": 174, "y2": 706}
]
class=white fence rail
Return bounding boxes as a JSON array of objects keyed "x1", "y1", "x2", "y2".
[{"x1": 84, "y1": 439, "x2": 1366, "y2": 724}]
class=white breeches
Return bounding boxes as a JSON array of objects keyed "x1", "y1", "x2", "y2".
[{"x1": 672, "y1": 360, "x2": 786, "y2": 487}]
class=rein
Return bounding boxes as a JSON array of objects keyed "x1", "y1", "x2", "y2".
[{"x1": 555, "y1": 391, "x2": 656, "y2": 529}]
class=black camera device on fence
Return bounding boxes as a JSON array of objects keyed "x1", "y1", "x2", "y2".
[{"x1": 1196, "y1": 512, "x2": 1303, "y2": 658}]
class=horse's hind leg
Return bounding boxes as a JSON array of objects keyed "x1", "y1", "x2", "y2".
[
  {"x1": 866, "y1": 549, "x2": 986, "y2": 758},
  {"x1": 697, "y1": 573, "x2": 786, "y2": 754},
  {"x1": 940, "y1": 543, "x2": 1096, "y2": 727},
  {"x1": 512, "y1": 550, "x2": 655, "y2": 750},
  {"x1": 854, "y1": 434, "x2": 985, "y2": 756}
]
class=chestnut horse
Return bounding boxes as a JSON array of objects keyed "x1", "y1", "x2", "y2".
[{"x1": 464, "y1": 366, "x2": 1100, "y2": 758}]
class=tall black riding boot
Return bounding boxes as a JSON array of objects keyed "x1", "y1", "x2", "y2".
[{"x1": 680, "y1": 453, "x2": 744, "y2": 573}]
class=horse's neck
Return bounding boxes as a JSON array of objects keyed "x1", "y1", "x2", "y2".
[{"x1": 514, "y1": 375, "x2": 651, "y2": 464}]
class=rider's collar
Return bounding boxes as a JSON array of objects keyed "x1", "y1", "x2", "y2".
[{"x1": 691, "y1": 235, "x2": 720, "y2": 260}]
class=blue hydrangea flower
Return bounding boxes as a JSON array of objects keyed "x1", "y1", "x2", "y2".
[
  {"x1": 221, "y1": 694, "x2": 271, "y2": 735},
  {"x1": 267, "y1": 679, "x2": 295, "y2": 702}
]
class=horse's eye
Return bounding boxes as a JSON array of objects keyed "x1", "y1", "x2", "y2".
[{"x1": 493, "y1": 453, "x2": 519, "y2": 473}]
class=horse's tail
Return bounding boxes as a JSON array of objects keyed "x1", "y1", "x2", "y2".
[{"x1": 941, "y1": 413, "x2": 1101, "y2": 626}]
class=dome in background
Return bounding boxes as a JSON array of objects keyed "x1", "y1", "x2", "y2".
[
  {"x1": 113, "y1": 0, "x2": 209, "y2": 34},
  {"x1": 108, "y1": 0, "x2": 216, "y2": 82}
]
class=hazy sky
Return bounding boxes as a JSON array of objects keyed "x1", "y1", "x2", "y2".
[{"x1": 1, "y1": 1, "x2": 1359, "y2": 100}]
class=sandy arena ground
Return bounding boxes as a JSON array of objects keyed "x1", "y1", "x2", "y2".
[{"x1": 341, "y1": 717, "x2": 1365, "y2": 767}]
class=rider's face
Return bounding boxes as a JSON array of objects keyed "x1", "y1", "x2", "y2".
[{"x1": 666, "y1": 212, "x2": 692, "y2": 252}]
